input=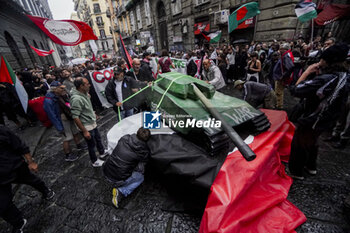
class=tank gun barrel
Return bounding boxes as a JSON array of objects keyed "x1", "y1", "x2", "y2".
[{"x1": 191, "y1": 84, "x2": 256, "y2": 161}]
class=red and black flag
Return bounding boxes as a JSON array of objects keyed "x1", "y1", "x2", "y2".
[{"x1": 118, "y1": 34, "x2": 133, "y2": 69}]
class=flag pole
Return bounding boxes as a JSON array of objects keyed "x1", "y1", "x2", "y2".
[{"x1": 310, "y1": 18, "x2": 314, "y2": 48}]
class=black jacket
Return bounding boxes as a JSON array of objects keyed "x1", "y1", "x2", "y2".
[
  {"x1": 0, "y1": 126, "x2": 29, "y2": 184},
  {"x1": 290, "y1": 72, "x2": 349, "y2": 131},
  {"x1": 126, "y1": 69, "x2": 154, "y2": 82},
  {"x1": 140, "y1": 60, "x2": 153, "y2": 80},
  {"x1": 187, "y1": 60, "x2": 197, "y2": 77},
  {"x1": 103, "y1": 134, "x2": 149, "y2": 181},
  {"x1": 105, "y1": 76, "x2": 146, "y2": 110}
]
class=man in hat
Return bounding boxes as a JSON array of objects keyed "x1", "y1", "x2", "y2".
[
  {"x1": 234, "y1": 80, "x2": 276, "y2": 109},
  {"x1": 43, "y1": 81, "x2": 85, "y2": 162},
  {"x1": 288, "y1": 43, "x2": 349, "y2": 180},
  {"x1": 105, "y1": 67, "x2": 148, "y2": 120}
]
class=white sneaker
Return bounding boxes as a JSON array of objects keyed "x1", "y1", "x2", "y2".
[
  {"x1": 92, "y1": 159, "x2": 104, "y2": 167},
  {"x1": 99, "y1": 150, "x2": 109, "y2": 159}
]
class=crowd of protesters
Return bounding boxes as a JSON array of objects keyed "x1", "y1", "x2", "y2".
[{"x1": 1, "y1": 34, "x2": 350, "y2": 232}]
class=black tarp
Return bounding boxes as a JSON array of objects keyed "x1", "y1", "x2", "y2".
[{"x1": 147, "y1": 134, "x2": 222, "y2": 190}]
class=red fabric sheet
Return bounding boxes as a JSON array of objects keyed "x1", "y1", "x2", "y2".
[
  {"x1": 28, "y1": 97, "x2": 52, "y2": 128},
  {"x1": 200, "y1": 109, "x2": 306, "y2": 233}
]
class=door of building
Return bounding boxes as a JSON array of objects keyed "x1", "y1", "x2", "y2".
[{"x1": 159, "y1": 21, "x2": 168, "y2": 50}]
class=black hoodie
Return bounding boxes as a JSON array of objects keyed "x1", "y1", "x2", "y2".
[{"x1": 103, "y1": 134, "x2": 149, "y2": 181}]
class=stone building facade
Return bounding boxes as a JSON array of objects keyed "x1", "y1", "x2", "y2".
[
  {"x1": 106, "y1": 0, "x2": 349, "y2": 53},
  {"x1": 74, "y1": 0, "x2": 115, "y2": 58},
  {"x1": 0, "y1": 0, "x2": 65, "y2": 70}
]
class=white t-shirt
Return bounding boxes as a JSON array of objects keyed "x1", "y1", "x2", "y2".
[
  {"x1": 115, "y1": 80, "x2": 123, "y2": 110},
  {"x1": 227, "y1": 52, "x2": 235, "y2": 65}
]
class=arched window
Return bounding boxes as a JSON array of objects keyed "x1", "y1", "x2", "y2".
[
  {"x1": 22, "y1": 37, "x2": 36, "y2": 67},
  {"x1": 157, "y1": 1, "x2": 166, "y2": 18},
  {"x1": 4, "y1": 31, "x2": 26, "y2": 68},
  {"x1": 33, "y1": 40, "x2": 45, "y2": 65}
]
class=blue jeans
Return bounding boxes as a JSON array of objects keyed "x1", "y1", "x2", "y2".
[
  {"x1": 115, "y1": 108, "x2": 134, "y2": 122},
  {"x1": 84, "y1": 127, "x2": 105, "y2": 163},
  {"x1": 117, "y1": 171, "x2": 144, "y2": 197}
]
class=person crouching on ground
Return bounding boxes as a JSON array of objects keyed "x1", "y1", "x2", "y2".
[
  {"x1": 234, "y1": 80, "x2": 276, "y2": 109},
  {"x1": 103, "y1": 127, "x2": 151, "y2": 208}
]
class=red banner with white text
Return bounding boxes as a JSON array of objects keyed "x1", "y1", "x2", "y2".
[{"x1": 27, "y1": 15, "x2": 98, "y2": 46}]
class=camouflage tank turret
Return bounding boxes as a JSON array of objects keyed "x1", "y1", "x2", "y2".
[{"x1": 148, "y1": 72, "x2": 270, "y2": 157}]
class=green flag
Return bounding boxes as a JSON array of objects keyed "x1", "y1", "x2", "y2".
[
  {"x1": 228, "y1": 2, "x2": 260, "y2": 33},
  {"x1": 0, "y1": 56, "x2": 28, "y2": 112},
  {"x1": 209, "y1": 31, "x2": 222, "y2": 43}
]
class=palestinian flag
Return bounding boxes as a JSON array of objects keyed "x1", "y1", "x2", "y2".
[
  {"x1": 118, "y1": 34, "x2": 133, "y2": 69},
  {"x1": 202, "y1": 31, "x2": 222, "y2": 43},
  {"x1": 295, "y1": 0, "x2": 317, "y2": 22},
  {"x1": 228, "y1": 2, "x2": 260, "y2": 33},
  {"x1": 30, "y1": 45, "x2": 54, "y2": 56},
  {"x1": 0, "y1": 56, "x2": 28, "y2": 112}
]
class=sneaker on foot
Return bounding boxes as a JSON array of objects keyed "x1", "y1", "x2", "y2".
[
  {"x1": 305, "y1": 167, "x2": 317, "y2": 175},
  {"x1": 43, "y1": 189, "x2": 55, "y2": 200},
  {"x1": 289, "y1": 174, "x2": 305, "y2": 180},
  {"x1": 12, "y1": 218, "x2": 27, "y2": 233},
  {"x1": 65, "y1": 153, "x2": 78, "y2": 162},
  {"x1": 112, "y1": 188, "x2": 122, "y2": 208},
  {"x1": 99, "y1": 151, "x2": 109, "y2": 159},
  {"x1": 76, "y1": 143, "x2": 88, "y2": 150},
  {"x1": 91, "y1": 158, "x2": 104, "y2": 167}
]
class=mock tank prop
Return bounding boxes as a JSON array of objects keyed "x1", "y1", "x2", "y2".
[{"x1": 147, "y1": 72, "x2": 271, "y2": 159}]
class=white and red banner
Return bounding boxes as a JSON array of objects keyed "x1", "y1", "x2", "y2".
[
  {"x1": 89, "y1": 66, "x2": 116, "y2": 108},
  {"x1": 27, "y1": 15, "x2": 98, "y2": 46},
  {"x1": 89, "y1": 58, "x2": 204, "y2": 108},
  {"x1": 30, "y1": 45, "x2": 54, "y2": 56}
]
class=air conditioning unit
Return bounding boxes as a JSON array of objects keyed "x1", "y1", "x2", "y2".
[{"x1": 214, "y1": 10, "x2": 229, "y2": 25}]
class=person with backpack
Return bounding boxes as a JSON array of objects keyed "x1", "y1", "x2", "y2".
[
  {"x1": 157, "y1": 49, "x2": 175, "y2": 74},
  {"x1": 186, "y1": 52, "x2": 198, "y2": 77},
  {"x1": 43, "y1": 81, "x2": 86, "y2": 162},
  {"x1": 288, "y1": 44, "x2": 349, "y2": 180},
  {"x1": 273, "y1": 43, "x2": 295, "y2": 109}
]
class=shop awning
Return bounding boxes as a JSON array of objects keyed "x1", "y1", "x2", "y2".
[{"x1": 315, "y1": 4, "x2": 350, "y2": 26}]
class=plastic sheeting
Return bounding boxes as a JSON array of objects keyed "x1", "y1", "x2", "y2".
[
  {"x1": 199, "y1": 109, "x2": 306, "y2": 233},
  {"x1": 148, "y1": 134, "x2": 220, "y2": 189}
]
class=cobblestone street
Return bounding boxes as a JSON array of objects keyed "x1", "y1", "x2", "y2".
[{"x1": 0, "y1": 87, "x2": 349, "y2": 233}]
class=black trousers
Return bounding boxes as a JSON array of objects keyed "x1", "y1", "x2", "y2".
[
  {"x1": 0, "y1": 162, "x2": 49, "y2": 228},
  {"x1": 288, "y1": 126, "x2": 321, "y2": 176}
]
